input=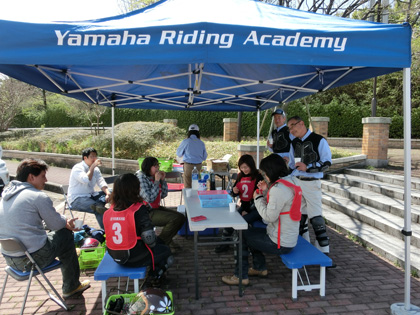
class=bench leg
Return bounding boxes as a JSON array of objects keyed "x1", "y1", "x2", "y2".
[
  {"x1": 101, "y1": 281, "x2": 107, "y2": 314},
  {"x1": 292, "y1": 269, "x2": 298, "y2": 300},
  {"x1": 320, "y1": 266, "x2": 326, "y2": 297}
]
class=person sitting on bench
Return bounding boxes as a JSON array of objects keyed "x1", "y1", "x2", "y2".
[
  {"x1": 103, "y1": 173, "x2": 173, "y2": 287},
  {"x1": 215, "y1": 154, "x2": 264, "y2": 253},
  {"x1": 222, "y1": 154, "x2": 301, "y2": 286}
]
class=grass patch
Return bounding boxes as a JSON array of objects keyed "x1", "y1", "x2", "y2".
[{"x1": 0, "y1": 122, "x2": 355, "y2": 167}]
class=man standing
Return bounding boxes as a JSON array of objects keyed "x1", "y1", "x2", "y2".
[
  {"x1": 287, "y1": 116, "x2": 332, "y2": 255},
  {"x1": 267, "y1": 109, "x2": 293, "y2": 161},
  {"x1": 0, "y1": 158, "x2": 90, "y2": 298},
  {"x1": 68, "y1": 147, "x2": 110, "y2": 229},
  {"x1": 176, "y1": 124, "x2": 208, "y2": 188}
]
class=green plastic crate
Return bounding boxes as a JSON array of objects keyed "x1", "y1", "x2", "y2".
[
  {"x1": 138, "y1": 158, "x2": 174, "y2": 172},
  {"x1": 78, "y1": 244, "x2": 106, "y2": 270},
  {"x1": 105, "y1": 291, "x2": 174, "y2": 315},
  {"x1": 158, "y1": 158, "x2": 173, "y2": 172},
  {"x1": 137, "y1": 158, "x2": 145, "y2": 169}
]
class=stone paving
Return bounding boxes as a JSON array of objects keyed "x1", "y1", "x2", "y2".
[{"x1": 2, "y1": 151, "x2": 420, "y2": 314}]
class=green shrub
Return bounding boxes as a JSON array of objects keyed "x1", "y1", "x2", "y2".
[{"x1": 9, "y1": 89, "x2": 420, "y2": 139}]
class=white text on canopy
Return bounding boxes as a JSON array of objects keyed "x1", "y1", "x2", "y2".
[{"x1": 55, "y1": 30, "x2": 347, "y2": 52}]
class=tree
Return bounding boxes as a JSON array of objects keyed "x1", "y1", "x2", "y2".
[
  {"x1": 118, "y1": 0, "x2": 158, "y2": 13},
  {"x1": 71, "y1": 99, "x2": 107, "y2": 135},
  {"x1": 0, "y1": 78, "x2": 37, "y2": 131}
]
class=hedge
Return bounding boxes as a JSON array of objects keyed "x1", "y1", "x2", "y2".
[{"x1": 11, "y1": 100, "x2": 420, "y2": 139}]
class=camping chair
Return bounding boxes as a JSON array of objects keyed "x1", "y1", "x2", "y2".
[
  {"x1": 164, "y1": 171, "x2": 184, "y2": 206},
  {"x1": 0, "y1": 238, "x2": 68, "y2": 314}
]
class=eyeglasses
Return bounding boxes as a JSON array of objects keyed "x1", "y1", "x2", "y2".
[{"x1": 288, "y1": 120, "x2": 302, "y2": 129}]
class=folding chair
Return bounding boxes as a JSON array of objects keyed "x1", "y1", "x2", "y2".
[
  {"x1": 0, "y1": 238, "x2": 68, "y2": 314},
  {"x1": 104, "y1": 175, "x2": 118, "y2": 185},
  {"x1": 164, "y1": 171, "x2": 184, "y2": 205},
  {"x1": 60, "y1": 184, "x2": 89, "y2": 223},
  {"x1": 60, "y1": 184, "x2": 76, "y2": 219}
]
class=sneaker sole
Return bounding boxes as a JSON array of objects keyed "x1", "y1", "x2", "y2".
[{"x1": 63, "y1": 283, "x2": 91, "y2": 298}]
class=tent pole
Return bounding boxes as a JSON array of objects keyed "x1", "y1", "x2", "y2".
[
  {"x1": 111, "y1": 105, "x2": 115, "y2": 175},
  {"x1": 391, "y1": 68, "x2": 420, "y2": 314},
  {"x1": 257, "y1": 109, "x2": 260, "y2": 168}
]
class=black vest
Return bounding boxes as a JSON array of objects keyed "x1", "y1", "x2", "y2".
[
  {"x1": 271, "y1": 126, "x2": 291, "y2": 153},
  {"x1": 292, "y1": 132, "x2": 324, "y2": 166}
]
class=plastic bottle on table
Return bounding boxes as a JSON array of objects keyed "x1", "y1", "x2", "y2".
[
  {"x1": 192, "y1": 167, "x2": 199, "y2": 190},
  {"x1": 209, "y1": 169, "x2": 216, "y2": 190}
]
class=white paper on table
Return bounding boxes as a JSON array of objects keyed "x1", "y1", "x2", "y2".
[{"x1": 221, "y1": 154, "x2": 232, "y2": 162}]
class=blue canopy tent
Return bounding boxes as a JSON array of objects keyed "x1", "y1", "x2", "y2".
[{"x1": 0, "y1": 0, "x2": 415, "y2": 312}]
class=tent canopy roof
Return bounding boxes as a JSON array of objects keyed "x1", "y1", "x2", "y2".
[{"x1": 0, "y1": 0, "x2": 412, "y2": 111}]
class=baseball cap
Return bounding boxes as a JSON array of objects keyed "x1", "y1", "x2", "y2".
[
  {"x1": 272, "y1": 109, "x2": 285, "y2": 116},
  {"x1": 188, "y1": 124, "x2": 199, "y2": 131}
]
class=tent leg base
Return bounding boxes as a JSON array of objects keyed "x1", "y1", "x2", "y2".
[{"x1": 391, "y1": 303, "x2": 420, "y2": 315}]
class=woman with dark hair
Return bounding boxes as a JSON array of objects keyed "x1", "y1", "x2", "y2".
[
  {"x1": 215, "y1": 154, "x2": 264, "y2": 253},
  {"x1": 136, "y1": 157, "x2": 185, "y2": 252},
  {"x1": 176, "y1": 124, "x2": 208, "y2": 188},
  {"x1": 222, "y1": 154, "x2": 301, "y2": 286},
  {"x1": 103, "y1": 173, "x2": 173, "y2": 284}
]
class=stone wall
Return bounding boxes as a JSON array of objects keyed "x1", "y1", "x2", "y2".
[
  {"x1": 327, "y1": 137, "x2": 420, "y2": 149},
  {"x1": 3, "y1": 150, "x2": 138, "y2": 174},
  {"x1": 4, "y1": 150, "x2": 367, "y2": 178}
]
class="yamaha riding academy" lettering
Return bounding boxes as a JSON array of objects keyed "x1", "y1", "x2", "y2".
[{"x1": 55, "y1": 29, "x2": 347, "y2": 52}]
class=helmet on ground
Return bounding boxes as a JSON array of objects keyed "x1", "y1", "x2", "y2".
[
  {"x1": 91, "y1": 229, "x2": 106, "y2": 243},
  {"x1": 81, "y1": 237, "x2": 100, "y2": 249},
  {"x1": 129, "y1": 288, "x2": 173, "y2": 314}
]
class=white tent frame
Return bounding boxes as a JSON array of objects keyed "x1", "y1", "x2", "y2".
[{"x1": 37, "y1": 63, "x2": 417, "y2": 312}]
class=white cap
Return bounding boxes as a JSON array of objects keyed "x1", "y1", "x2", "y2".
[{"x1": 188, "y1": 124, "x2": 199, "y2": 131}]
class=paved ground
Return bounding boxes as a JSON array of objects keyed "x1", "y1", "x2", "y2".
[{"x1": 1, "y1": 148, "x2": 420, "y2": 314}]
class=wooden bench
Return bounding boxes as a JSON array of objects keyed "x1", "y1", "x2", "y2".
[{"x1": 280, "y1": 236, "x2": 332, "y2": 300}]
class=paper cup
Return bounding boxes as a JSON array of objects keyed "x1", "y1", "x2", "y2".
[
  {"x1": 229, "y1": 202, "x2": 236, "y2": 212},
  {"x1": 186, "y1": 188, "x2": 192, "y2": 197},
  {"x1": 295, "y1": 157, "x2": 302, "y2": 163},
  {"x1": 74, "y1": 219, "x2": 84, "y2": 229},
  {"x1": 269, "y1": 138, "x2": 273, "y2": 145}
]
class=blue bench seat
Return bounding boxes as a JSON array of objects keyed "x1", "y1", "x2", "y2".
[
  {"x1": 280, "y1": 236, "x2": 332, "y2": 300},
  {"x1": 94, "y1": 252, "x2": 147, "y2": 313}
]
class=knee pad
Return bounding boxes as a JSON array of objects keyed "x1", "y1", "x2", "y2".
[
  {"x1": 141, "y1": 229, "x2": 157, "y2": 247},
  {"x1": 299, "y1": 214, "x2": 309, "y2": 236},
  {"x1": 310, "y1": 216, "x2": 329, "y2": 247}
]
